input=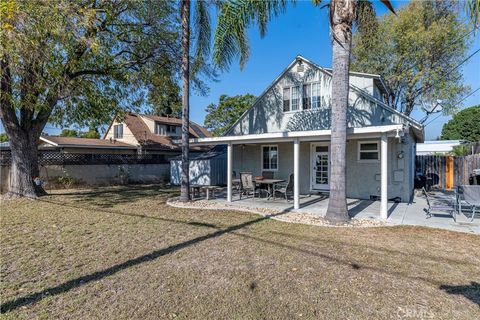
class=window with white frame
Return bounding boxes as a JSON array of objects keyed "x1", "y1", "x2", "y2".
[
  {"x1": 113, "y1": 124, "x2": 123, "y2": 139},
  {"x1": 302, "y1": 84, "x2": 311, "y2": 110},
  {"x1": 311, "y1": 82, "x2": 321, "y2": 108},
  {"x1": 166, "y1": 125, "x2": 177, "y2": 134},
  {"x1": 302, "y1": 82, "x2": 321, "y2": 110},
  {"x1": 291, "y1": 86, "x2": 300, "y2": 111},
  {"x1": 283, "y1": 87, "x2": 290, "y2": 112},
  {"x1": 358, "y1": 141, "x2": 380, "y2": 161},
  {"x1": 262, "y1": 145, "x2": 278, "y2": 170},
  {"x1": 154, "y1": 122, "x2": 164, "y2": 135}
]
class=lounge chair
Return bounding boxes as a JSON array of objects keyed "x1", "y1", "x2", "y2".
[
  {"x1": 422, "y1": 188, "x2": 456, "y2": 222},
  {"x1": 456, "y1": 185, "x2": 480, "y2": 222},
  {"x1": 274, "y1": 173, "x2": 294, "y2": 201}
]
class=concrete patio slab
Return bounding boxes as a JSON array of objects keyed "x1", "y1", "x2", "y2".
[{"x1": 199, "y1": 190, "x2": 479, "y2": 234}]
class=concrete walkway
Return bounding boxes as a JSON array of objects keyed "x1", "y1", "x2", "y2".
[{"x1": 205, "y1": 190, "x2": 479, "y2": 234}]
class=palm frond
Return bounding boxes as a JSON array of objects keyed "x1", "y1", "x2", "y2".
[
  {"x1": 355, "y1": 0, "x2": 377, "y2": 34},
  {"x1": 213, "y1": 0, "x2": 290, "y2": 70},
  {"x1": 191, "y1": 0, "x2": 212, "y2": 77},
  {"x1": 465, "y1": 0, "x2": 480, "y2": 27},
  {"x1": 380, "y1": 0, "x2": 395, "y2": 15}
]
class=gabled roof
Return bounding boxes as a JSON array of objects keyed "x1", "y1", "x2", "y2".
[
  {"x1": 122, "y1": 113, "x2": 209, "y2": 151},
  {"x1": 40, "y1": 136, "x2": 137, "y2": 149},
  {"x1": 142, "y1": 114, "x2": 211, "y2": 138},
  {"x1": 224, "y1": 55, "x2": 423, "y2": 138}
]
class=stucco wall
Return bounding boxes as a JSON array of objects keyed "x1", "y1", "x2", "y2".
[
  {"x1": 231, "y1": 137, "x2": 415, "y2": 202},
  {"x1": 228, "y1": 60, "x2": 407, "y2": 136},
  {"x1": 0, "y1": 164, "x2": 170, "y2": 193}
]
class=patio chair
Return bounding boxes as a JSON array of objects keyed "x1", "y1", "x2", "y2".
[
  {"x1": 232, "y1": 171, "x2": 240, "y2": 194},
  {"x1": 274, "y1": 173, "x2": 294, "y2": 201},
  {"x1": 240, "y1": 172, "x2": 259, "y2": 200},
  {"x1": 456, "y1": 185, "x2": 480, "y2": 222},
  {"x1": 422, "y1": 187, "x2": 456, "y2": 222}
]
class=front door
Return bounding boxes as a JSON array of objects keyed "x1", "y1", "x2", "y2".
[{"x1": 311, "y1": 143, "x2": 330, "y2": 190}]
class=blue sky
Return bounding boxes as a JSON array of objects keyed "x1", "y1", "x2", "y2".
[{"x1": 2, "y1": 1, "x2": 479, "y2": 140}]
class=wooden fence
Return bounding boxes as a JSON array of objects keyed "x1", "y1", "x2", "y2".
[
  {"x1": 0, "y1": 151, "x2": 170, "y2": 166},
  {"x1": 415, "y1": 154, "x2": 480, "y2": 189}
]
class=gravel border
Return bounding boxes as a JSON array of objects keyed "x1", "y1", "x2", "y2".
[{"x1": 167, "y1": 197, "x2": 390, "y2": 228}]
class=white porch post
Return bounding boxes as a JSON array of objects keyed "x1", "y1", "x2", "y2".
[
  {"x1": 380, "y1": 133, "x2": 388, "y2": 219},
  {"x1": 293, "y1": 138, "x2": 300, "y2": 210},
  {"x1": 227, "y1": 142, "x2": 233, "y2": 202}
]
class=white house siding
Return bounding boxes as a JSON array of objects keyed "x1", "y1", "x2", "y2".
[
  {"x1": 232, "y1": 137, "x2": 415, "y2": 202},
  {"x1": 228, "y1": 60, "x2": 407, "y2": 136}
]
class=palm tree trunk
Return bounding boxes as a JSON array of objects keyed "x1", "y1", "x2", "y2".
[
  {"x1": 325, "y1": 0, "x2": 355, "y2": 222},
  {"x1": 179, "y1": 0, "x2": 191, "y2": 202}
]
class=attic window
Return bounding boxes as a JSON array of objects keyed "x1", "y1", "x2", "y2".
[
  {"x1": 167, "y1": 125, "x2": 176, "y2": 134},
  {"x1": 113, "y1": 124, "x2": 123, "y2": 139}
]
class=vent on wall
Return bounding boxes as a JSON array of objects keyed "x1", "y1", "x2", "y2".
[{"x1": 296, "y1": 60, "x2": 304, "y2": 72}]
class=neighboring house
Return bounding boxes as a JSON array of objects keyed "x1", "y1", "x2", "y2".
[
  {"x1": 186, "y1": 55, "x2": 424, "y2": 218},
  {"x1": 416, "y1": 140, "x2": 469, "y2": 155},
  {"x1": 104, "y1": 113, "x2": 211, "y2": 156}
]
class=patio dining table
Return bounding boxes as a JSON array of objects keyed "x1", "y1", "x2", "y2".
[{"x1": 233, "y1": 178, "x2": 285, "y2": 200}]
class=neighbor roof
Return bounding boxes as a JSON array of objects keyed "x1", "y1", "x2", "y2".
[
  {"x1": 122, "y1": 113, "x2": 209, "y2": 151},
  {"x1": 40, "y1": 136, "x2": 137, "y2": 149},
  {"x1": 142, "y1": 114, "x2": 211, "y2": 139}
]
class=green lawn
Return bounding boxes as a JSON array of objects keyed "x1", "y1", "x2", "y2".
[{"x1": 1, "y1": 185, "x2": 479, "y2": 319}]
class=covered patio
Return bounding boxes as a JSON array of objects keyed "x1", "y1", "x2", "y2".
[{"x1": 188, "y1": 124, "x2": 412, "y2": 220}]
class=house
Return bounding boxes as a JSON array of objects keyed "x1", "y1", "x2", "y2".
[
  {"x1": 186, "y1": 56, "x2": 424, "y2": 218},
  {"x1": 104, "y1": 113, "x2": 211, "y2": 156},
  {"x1": 416, "y1": 140, "x2": 469, "y2": 155}
]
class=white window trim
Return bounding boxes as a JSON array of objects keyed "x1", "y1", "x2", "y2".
[
  {"x1": 291, "y1": 86, "x2": 300, "y2": 111},
  {"x1": 283, "y1": 80, "x2": 322, "y2": 113},
  {"x1": 261, "y1": 144, "x2": 279, "y2": 171},
  {"x1": 357, "y1": 140, "x2": 380, "y2": 163},
  {"x1": 114, "y1": 124, "x2": 123, "y2": 139}
]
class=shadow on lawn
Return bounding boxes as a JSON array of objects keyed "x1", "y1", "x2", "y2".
[
  {"x1": 51, "y1": 185, "x2": 178, "y2": 208},
  {"x1": 0, "y1": 208, "x2": 284, "y2": 313},
  {"x1": 2, "y1": 192, "x2": 476, "y2": 313},
  {"x1": 440, "y1": 282, "x2": 480, "y2": 307}
]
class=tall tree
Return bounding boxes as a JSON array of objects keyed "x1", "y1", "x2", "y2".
[
  {"x1": 179, "y1": 0, "x2": 216, "y2": 202},
  {"x1": 0, "y1": 0, "x2": 180, "y2": 197},
  {"x1": 441, "y1": 105, "x2": 480, "y2": 141},
  {"x1": 352, "y1": 0, "x2": 471, "y2": 116},
  {"x1": 204, "y1": 93, "x2": 256, "y2": 136},
  {"x1": 213, "y1": 0, "x2": 394, "y2": 222}
]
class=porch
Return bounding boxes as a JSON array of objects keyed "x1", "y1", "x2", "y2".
[{"x1": 188, "y1": 125, "x2": 414, "y2": 219}]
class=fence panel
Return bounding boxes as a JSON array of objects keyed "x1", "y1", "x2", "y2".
[
  {"x1": 0, "y1": 150, "x2": 170, "y2": 166},
  {"x1": 416, "y1": 154, "x2": 480, "y2": 189}
]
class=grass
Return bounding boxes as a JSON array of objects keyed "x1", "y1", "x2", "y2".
[{"x1": 1, "y1": 185, "x2": 479, "y2": 319}]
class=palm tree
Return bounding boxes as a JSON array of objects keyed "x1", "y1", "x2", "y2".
[
  {"x1": 213, "y1": 0, "x2": 394, "y2": 221},
  {"x1": 179, "y1": 0, "x2": 212, "y2": 202}
]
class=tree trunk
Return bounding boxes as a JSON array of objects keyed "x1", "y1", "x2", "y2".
[
  {"x1": 7, "y1": 131, "x2": 45, "y2": 198},
  {"x1": 179, "y1": 0, "x2": 191, "y2": 202},
  {"x1": 1, "y1": 56, "x2": 50, "y2": 198},
  {"x1": 325, "y1": 0, "x2": 355, "y2": 222}
]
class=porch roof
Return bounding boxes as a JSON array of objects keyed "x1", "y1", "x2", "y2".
[{"x1": 188, "y1": 124, "x2": 403, "y2": 145}]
